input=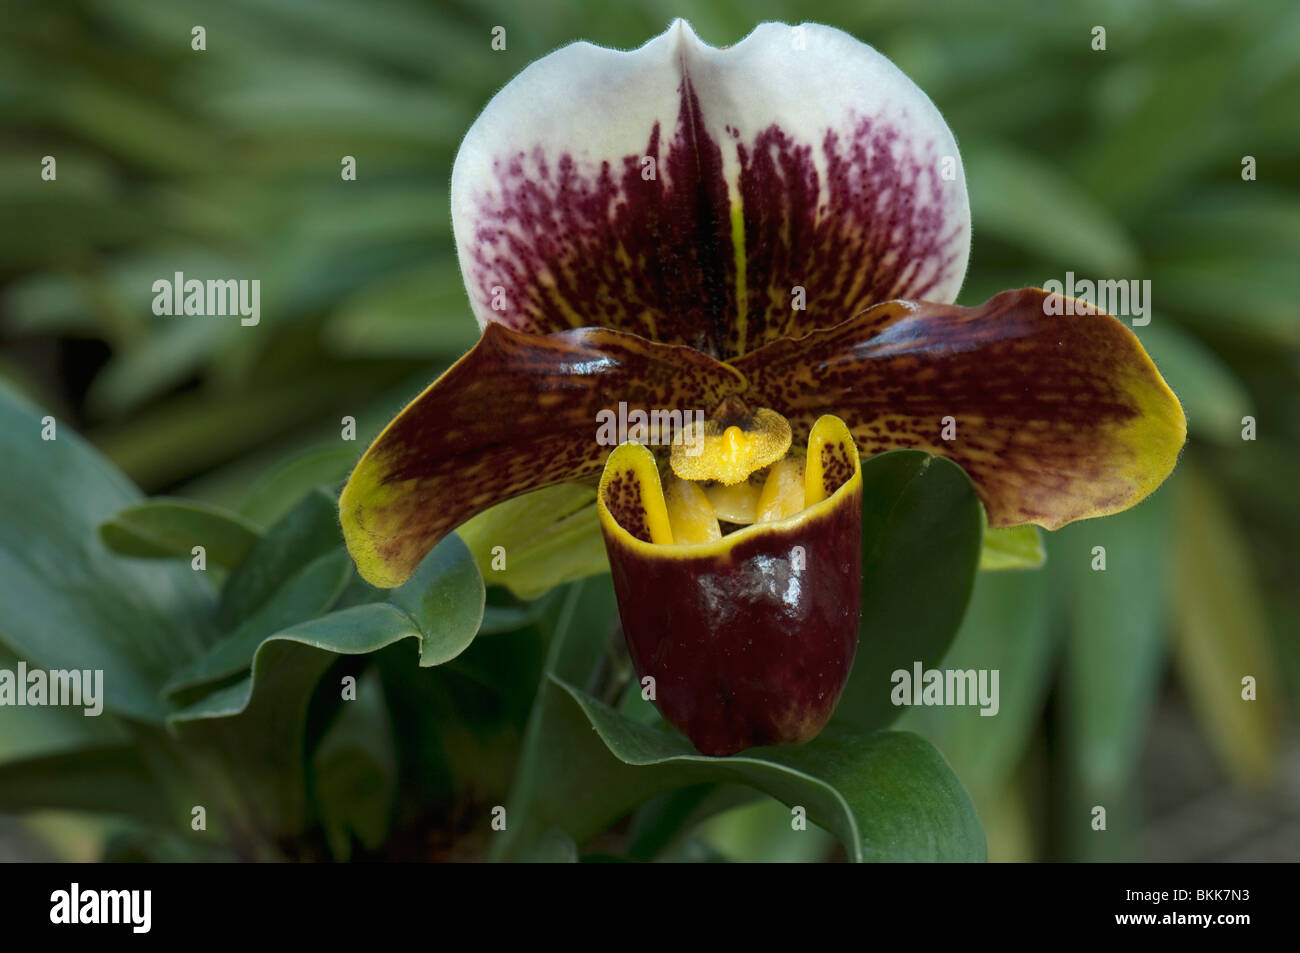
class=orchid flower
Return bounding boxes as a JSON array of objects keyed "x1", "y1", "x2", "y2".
[{"x1": 339, "y1": 21, "x2": 1185, "y2": 756}]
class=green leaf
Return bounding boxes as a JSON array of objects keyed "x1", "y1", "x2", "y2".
[
  {"x1": 899, "y1": 567, "x2": 1056, "y2": 800},
  {"x1": 166, "y1": 548, "x2": 354, "y2": 697},
  {"x1": 0, "y1": 642, "x2": 127, "y2": 765},
  {"x1": 0, "y1": 381, "x2": 218, "y2": 722},
  {"x1": 1055, "y1": 488, "x2": 1172, "y2": 860},
  {"x1": 238, "y1": 444, "x2": 358, "y2": 530},
  {"x1": 177, "y1": 535, "x2": 485, "y2": 721},
  {"x1": 836, "y1": 451, "x2": 986, "y2": 732},
  {"x1": 492, "y1": 576, "x2": 619, "y2": 860},
  {"x1": 100, "y1": 497, "x2": 261, "y2": 567},
  {"x1": 1169, "y1": 464, "x2": 1281, "y2": 787},
  {"x1": 169, "y1": 534, "x2": 484, "y2": 836},
  {"x1": 979, "y1": 525, "x2": 1046, "y2": 571},
  {"x1": 559, "y1": 680, "x2": 984, "y2": 863},
  {"x1": 219, "y1": 486, "x2": 342, "y2": 627},
  {"x1": 456, "y1": 483, "x2": 609, "y2": 600}
]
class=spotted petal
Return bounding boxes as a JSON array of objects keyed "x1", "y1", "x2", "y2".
[
  {"x1": 340, "y1": 324, "x2": 747, "y2": 588},
  {"x1": 733, "y1": 288, "x2": 1186, "y2": 529},
  {"x1": 452, "y1": 19, "x2": 969, "y2": 360}
]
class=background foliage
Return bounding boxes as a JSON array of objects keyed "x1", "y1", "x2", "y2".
[{"x1": 1, "y1": 0, "x2": 1296, "y2": 861}]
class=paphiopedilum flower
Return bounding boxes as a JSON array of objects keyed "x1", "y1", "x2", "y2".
[{"x1": 339, "y1": 21, "x2": 1185, "y2": 756}]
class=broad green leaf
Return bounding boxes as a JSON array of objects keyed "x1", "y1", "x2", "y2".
[
  {"x1": 0, "y1": 643, "x2": 127, "y2": 765},
  {"x1": 219, "y1": 486, "x2": 342, "y2": 626},
  {"x1": 100, "y1": 497, "x2": 261, "y2": 567},
  {"x1": 492, "y1": 575, "x2": 619, "y2": 861},
  {"x1": 836, "y1": 451, "x2": 986, "y2": 732},
  {"x1": 1055, "y1": 488, "x2": 1172, "y2": 860},
  {"x1": 168, "y1": 535, "x2": 483, "y2": 836},
  {"x1": 0, "y1": 381, "x2": 217, "y2": 722},
  {"x1": 899, "y1": 567, "x2": 1056, "y2": 800},
  {"x1": 1169, "y1": 465, "x2": 1280, "y2": 787},
  {"x1": 177, "y1": 535, "x2": 485, "y2": 722},
  {"x1": 456, "y1": 483, "x2": 608, "y2": 600},
  {"x1": 560, "y1": 680, "x2": 985, "y2": 863},
  {"x1": 238, "y1": 444, "x2": 357, "y2": 529},
  {"x1": 167, "y1": 548, "x2": 354, "y2": 697},
  {"x1": 979, "y1": 525, "x2": 1046, "y2": 571}
]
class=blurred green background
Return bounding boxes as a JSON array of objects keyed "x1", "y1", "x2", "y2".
[{"x1": 1, "y1": 0, "x2": 1297, "y2": 861}]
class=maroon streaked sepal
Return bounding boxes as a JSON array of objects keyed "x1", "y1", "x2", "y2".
[
  {"x1": 340, "y1": 323, "x2": 747, "y2": 588},
  {"x1": 734, "y1": 287, "x2": 1187, "y2": 530},
  {"x1": 596, "y1": 417, "x2": 862, "y2": 757}
]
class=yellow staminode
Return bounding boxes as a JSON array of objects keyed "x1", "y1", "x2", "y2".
[
  {"x1": 599, "y1": 414, "x2": 862, "y2": 552},
  {"x1": 663, "y1": 477, "x2": 721, "y2": 544},
  {"x1": 670, "y1": 407, "x2": 792, "y2": 486},
  {"x1": 705, "y1": 479, "x2": 761, "y2": 524},
  {"x1": 755, "y1": 457, "x2": 805, "y2": 523}
]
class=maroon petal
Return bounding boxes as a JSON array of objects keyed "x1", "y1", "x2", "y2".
[
  {"x1": 340, "y1": 323, "x2": 747, "y2": 587},
  {"x1": 734, "y1": 288, "x2": 1187, "y2": 530}
]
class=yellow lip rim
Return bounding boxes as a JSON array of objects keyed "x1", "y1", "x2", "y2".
[{"x1": 597, "y1": 414, "x2": 862, "y2": 560}]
